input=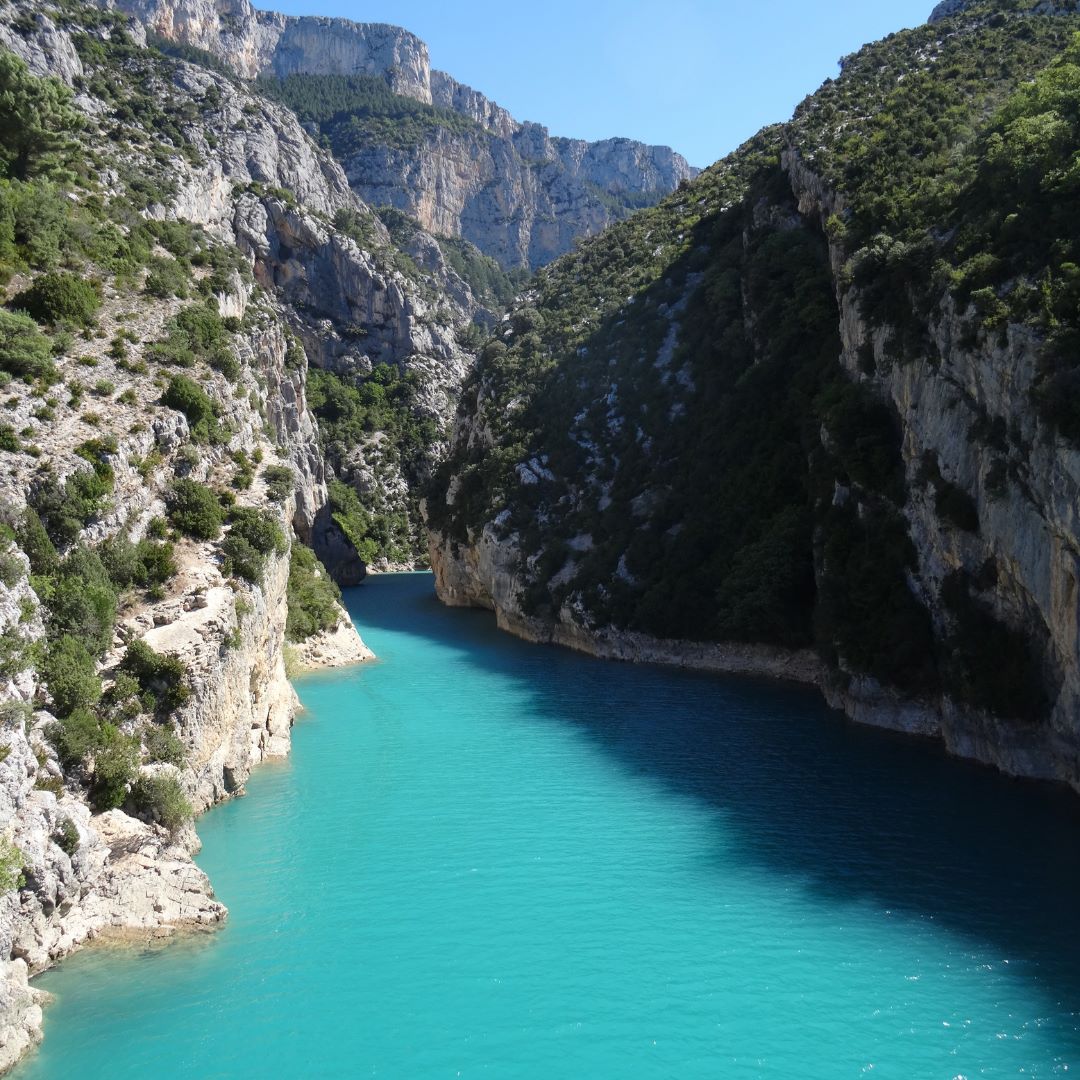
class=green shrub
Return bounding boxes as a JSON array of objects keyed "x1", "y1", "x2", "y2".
[
  {"x1": 143, "y1": 255, "x2": 190, "y2": 299},
  {"x1": 166, "y1": 478, "x2": 223, "y2": 540},
  {"x1": 161, "y1": 374, "x2": 217, "y2": 439},
  {"x1": 41, "y1": 635, "x2": 101, "y2": 717},
  {"x1": 0, "y1": 627, "x2": 28, "y2": 681},
  {"x1": 143, "y1": 723, "x2": 186, "y2": 766},
  {"x1": 14, "y1": 271, "x2": 100, "y2": 326},
  {"x1": 0, "y1": 547, "x2": 23, "y2": 586},
  {"x1": 119, "y1": 639, "x2": 190, "y2": 714},
  {"x1": 48, "y1": 547, "x2": 118, "y2": 657},
  {"x1": 100, "y1": 671, "x2": 145, "y2": 724},
  {"x1": 286, "y1": 543, "x2": 342, "y2": 642},
  {"x1": 220, "y1": 506, "x2": 286, "y2": 584},
  {"x1": 0, "y1": 309, "x2": 53, "y2": 378},
  {"x1": 17, "y1": 508, "x2": 58, "y2": 574},
  {"x1": 130, "y1": 771, "x2": 191, "y2": 832},
  {"x1": 99, "y1": 534, "x2": 177, "y2": 589},
  {"x1": 29, "y1": 469, "x2": 113, "y2": 546},
  {"x1": 0, "y1": 50, "x2": 82, "y2": 182},
  {"x1": 88, "y1": 724, "x2": 138, "y2": 810},
  {"x1": 53, "y1": 817, "x2": 79, "y2": 856},
  {"x1": 262, "y1": 464, "x2": 294, "y2": 502},
  {"x1": 0, "y1": 836, "x2": 24, "y2": 893}
]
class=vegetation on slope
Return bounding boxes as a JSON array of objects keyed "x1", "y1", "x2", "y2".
[
  {"x1": 255, "y1": 73, "x2": 481, "y2": 153},
  {"x1": 430, "y1": 0, "x2": 1078, "y2": 717}
]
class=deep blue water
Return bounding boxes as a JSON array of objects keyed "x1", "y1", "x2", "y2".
[{"x1": 14, "y1": 572, "x2": 1080, "y2": 1078}]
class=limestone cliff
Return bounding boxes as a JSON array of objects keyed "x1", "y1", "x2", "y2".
[
  {"x1": 0, "y1": 2, "x2": 394, "y2": 1068},
  {"x1": 426, "y1": 0, "x2": 1080, "y2": 795},
  {"x1": 107, "y1": 0, "x2": 697, "y2": 268}
]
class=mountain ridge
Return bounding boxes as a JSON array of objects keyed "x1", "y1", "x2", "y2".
[{"x1": 106, "y1": 0, "x2": 697, "y2": 268}]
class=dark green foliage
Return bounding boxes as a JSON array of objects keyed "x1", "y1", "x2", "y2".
[
  {"x1": 818, "y1": 382, "x2": 905, "y2": 501},
  {"x1": 286, "y1": 543, "x2": 342, "y2": 642},
  {"x1": 130, "y1": 771, "x2": 191, "y2": 831},
  {"x1": 100, "y1": 672, "x2": 145, "y2": 724},
  {"x1": 816, "y1": 503, "x2": 938, "y2": 692},
  {"x1": 119, "y1": 639, "x2": 190, "y2": 714},
  {"x1": 161, "y1": 373, "x2": 217, "y2": 440},
  {"x1": 941, "y1": 571, "x2": 1047, "y2": 720},
  {"x1": 0, "y1": 49, "x2": 82, "y2": 181},
  {"x1": 40, "y1": 635, "x2": 101, "y2": 717},
  {"x1": 48, "y1": 547, "x2": 118, "y2": 657},
  {"x1": 309, "y1": 367, "x2": 441, "y2": 561},
  {"x1": 17, "y1": 509, "x2": 57, "y2": 574},
  {"x1": 98, "y1": 534, "x2": 177, "y2": 589},
  {"x1": 13, "y1": 271, "x2": 100, "y2": 326},
  {"x1": 143, "y1": 254, "x2": 190, "y2": 299},
  {"x1": 255, "y1": 73, "x2": 480, "y2": 153},
  {"x1": 326, "y1": 478, "x2": 389, "y2": 566},
  {"x1": 262, "y1": 464, "x2": 294, "y2": 503},
  {"x1": 436, "y1": 236, "x2": 526, "y2": 310},
  {"x1": 0, "y1": 628, "x2": 28, "y2": 681},
  {"x1": 149, "y1": 303, "x2": 237, "y2": 386},
  {"x1": 145, "y1": 31, "x2": 235, "y2": 80},
  {"x1": 0, "y1": 309, "x2": 53, "y2": 378},
  {"x1": 220, "y1": 506, "x2": 286, "y2": 585},
  {"x1": 53, "y1": 817, "x2": 79, "y2": 856},
  {"x1": 0, "y1": 836, "x2": 24, "y2": 893},
  {"x1": 166, "y1": 478, "x2": 223, "y2": 540},
  {"x1": 142, "y1": 723, "x2": 186, "y2": 767},
  {"x1": 29, "y1": 468, "x2": 113, "y2": 547}
]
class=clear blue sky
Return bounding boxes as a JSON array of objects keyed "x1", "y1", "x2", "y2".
[{"x1": 268, "y1": 0, "x2": 936, "y2": 167}]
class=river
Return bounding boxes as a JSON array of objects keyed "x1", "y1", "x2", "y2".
[{"x1": 14, "y1": 572, "x2": 1080, "y2": 1078}]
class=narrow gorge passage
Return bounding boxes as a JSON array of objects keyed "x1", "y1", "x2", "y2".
[{"x1": 15, "y1": 574, "x2": 1080, "y2": 1079}]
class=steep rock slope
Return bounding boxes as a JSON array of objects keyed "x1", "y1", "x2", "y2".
[
  {"x1": 427, "y1": 0, "x2": 1080, "y2": 792},
  {"x1": 0, "y1": 0, "x2": 415, "y2": 1067},
  {"x1": 63, "y1": 0, "x2": 491, "y2": 569},
  {"x1": 109, "y1": 0, "x2": 697, "y2": 269}
]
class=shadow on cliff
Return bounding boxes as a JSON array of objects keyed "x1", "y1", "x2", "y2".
[{"x1": 344, "y1": 574, "x2": 1080, "y2": 1033}]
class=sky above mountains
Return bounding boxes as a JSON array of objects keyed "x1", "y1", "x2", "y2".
[{"x1": 269, "y1": 0, "x2": 935, "y2": 166}]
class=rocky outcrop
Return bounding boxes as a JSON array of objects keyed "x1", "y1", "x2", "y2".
[
  {"x1": 929, "y1": 0, "x2": 1080, "y2": 19},
  {"x1": 288, "y1": 619, "x2": 375, "y2": 671},
  {"x1": 343, "y1": 126, "x2": 696, "y2": 270},
  {"x1": 108, "y1": 0, "x2": 432, "y2": 90},
  {"x1": 783, "y1": 146, "x2": 1080, "y2": 792},
  {"x1": 109, "y1": 0, "x2": 697, "y2": 268}
]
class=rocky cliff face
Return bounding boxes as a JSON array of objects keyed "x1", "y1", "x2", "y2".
[
  {"x1": 0, "y1": 2, "x2": 403, "y2": 1067},
  {"x1": 108, "y1": 0, "x2": 697, "y2": 269},
  {"x1": 343, "y1": 125, "x2": 696, "y2": 271},
  {"x1": 426, "y1": 0, "x2": 1080, "y2": 795}
]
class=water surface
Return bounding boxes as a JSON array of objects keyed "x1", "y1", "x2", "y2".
[{"x1": 17, "y1": 572, "x2": 1080, "y2": 1077}]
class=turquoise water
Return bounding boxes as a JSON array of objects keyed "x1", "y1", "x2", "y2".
[{"x1": 15, "y1": 572, "x2": 1080, "y2": 1078}]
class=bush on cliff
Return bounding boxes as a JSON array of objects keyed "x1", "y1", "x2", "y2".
[
  {"x1": 285, "y1": 543, "x2": 342, "y2": 642},
  {"x1": 119, "y1": 639, "x2": 190, "y2": 715},
  {"x1": 13, "y1": 271, "x2": 100, "y2": 327},
  {"x1": 166, "y1": 478, "x2": 224, "y2": 540},
  {"x1": 131, "y1": 771, "x2": 191, "y2": 832},
  {"x1": 41, "y1": 635, "x2": 101, "y2": 718},
  {"x1": 0, "y1": 308, "x2": 53, "y2": 379},
  {"x1": 220, "y1": 506, "x2": 287, "y2": 585}
]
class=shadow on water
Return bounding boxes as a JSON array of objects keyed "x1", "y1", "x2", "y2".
[{"x1": 343, "y1": 574, "x2": 1080, "y2": 1020}]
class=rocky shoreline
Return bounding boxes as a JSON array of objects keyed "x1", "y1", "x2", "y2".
[
  {"x1": 0, "y1": 605, "x2": 372, "y2": 1076},
  {"x1": 429, "y1": 529, "x2": 1080, "y2": 797}
]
